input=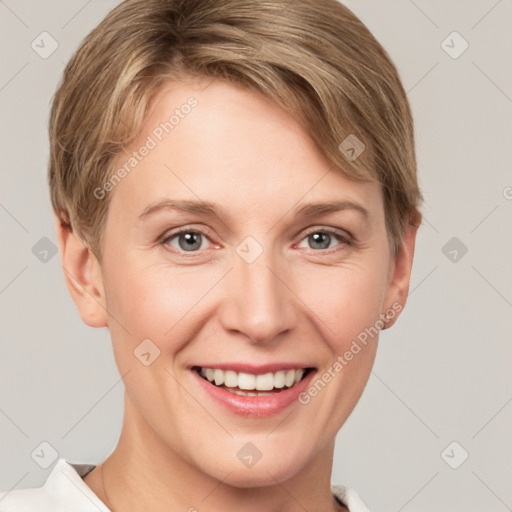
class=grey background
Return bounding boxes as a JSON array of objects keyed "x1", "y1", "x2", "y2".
[{"x1": 1, "y1": 1, "x2": 511, "y2": 511}]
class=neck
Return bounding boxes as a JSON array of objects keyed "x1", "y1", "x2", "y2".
[{"x1": 88, "y1": 392, "x2": 346, "y2": 512}]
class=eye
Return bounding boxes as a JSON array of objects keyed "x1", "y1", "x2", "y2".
[
  {"x1": 296, "y1": 228, "x2": 352, "y2": 252},
  {"x1": 161, "y1": 228, "x2": 213, "y2": 253},
  {"x1": 159, "y1": 226, "x2": 352, "y2": 256}
]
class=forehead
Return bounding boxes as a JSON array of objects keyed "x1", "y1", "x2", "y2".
[{"x1": 107, "y1": 79, "x2": 383, "y2": 223}]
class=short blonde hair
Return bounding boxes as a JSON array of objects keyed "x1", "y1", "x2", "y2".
[{"x1": 49, "y1": 0, "x2": 422, "y2": 260}]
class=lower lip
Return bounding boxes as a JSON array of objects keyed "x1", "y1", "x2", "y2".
[{"x1": 191, "y1": 369, "x2": 317, "y2": 417}]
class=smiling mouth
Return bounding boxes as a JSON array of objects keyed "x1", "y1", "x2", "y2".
[{"x1": 192, "y1": 366, "x2": 316, "y2": 396}]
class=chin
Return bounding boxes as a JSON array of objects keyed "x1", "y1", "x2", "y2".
[
  {"x1": 197, "y1": 445, "x2": 309, "y2": 488},
  {"x1": 219, "y1": 465, "x2": 301, "y2": 489}
]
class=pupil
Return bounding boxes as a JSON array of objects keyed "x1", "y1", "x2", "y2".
[
  {"x1": 310, "y1": 232, "x2": 330, "y2": 250},
  {"x1": 179, "y1": 232, "x2": 201, "y2": 251}
]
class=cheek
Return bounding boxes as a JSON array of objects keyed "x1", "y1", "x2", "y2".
[
  {"x1": 102, "y1": 253, "x2": 227, "y2": 356},
  {"x1": 278, "y1": 261, "x2": 389, "y2": 447},
  {"x1": 104, "y1": 247, "x2": 390, "y2": 354},
  {"x1": 100, "y1": 259, "x2": 213, "y2": 417},
  {"x1": 295, "y1": 259, "x2": 389, "y2": 350}
]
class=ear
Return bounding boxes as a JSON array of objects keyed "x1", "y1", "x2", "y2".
[
  {"x1": 55, "y1": 215, "x2": 108, "y2": 328},
  {"x1": 381, "y1": 217, "x2": 420, "y2": 329}
]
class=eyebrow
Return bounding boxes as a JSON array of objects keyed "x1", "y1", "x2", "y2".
[
  {"x1": 138, "y1": 199, "x2": 223, "y2": 220},
  {"x1": 138, "y1": 199, "x2": 369, "y2": 221},
  {"x1": 294, "y1": 200, "x2": 368, "y2": 220}
]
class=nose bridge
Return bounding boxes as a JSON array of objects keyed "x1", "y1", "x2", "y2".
[{"x1": 220, "y1": 239, "x2": 296, "y2": 344}]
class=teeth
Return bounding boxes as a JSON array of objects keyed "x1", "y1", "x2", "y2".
[
  {"x1": 198, "y1": 367, "x2": 306, "y2": 390},
  {"x1": 224, "y1": 370, "x2": 238, "y2": 388},
  {"x1": 213, "y1": 369, "x2": 224, "y2": 386},
  {"x1": 255, "y1": 372, "x2": 273, "y2": 391},
  {"x1": 226, "y1": 388, "x2": 276, "y2": 397},
  {"x1": 273, "y1": 370, "x2": 286, "y2": 389},
  {"x1": 238, "y1": 372, "x2": 256, "y2": 390}
]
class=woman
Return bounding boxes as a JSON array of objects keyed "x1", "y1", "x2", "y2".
[{"x1": 0, "y1": 0, "x2": 421, "y2": 510}]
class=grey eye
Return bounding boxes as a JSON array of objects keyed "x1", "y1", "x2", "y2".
[
  {"x1": 166, "y1": 231, "x2": 209, "y2": 252},
  {"x1": 308, "y1": 232, "x2": 332, "y2": 250}
]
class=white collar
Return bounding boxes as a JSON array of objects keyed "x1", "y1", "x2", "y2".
[{"x1": 40, "y1": 459, "x2": 370, "y2": 511}]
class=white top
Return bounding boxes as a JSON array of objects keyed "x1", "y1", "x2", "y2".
[{"x1": 0, "y1": 459, "x2": 370, "y2": 511}]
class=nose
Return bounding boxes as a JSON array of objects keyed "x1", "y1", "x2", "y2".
[{"x1": 219, "y1": 246, "x2": 297, "y2": 345}]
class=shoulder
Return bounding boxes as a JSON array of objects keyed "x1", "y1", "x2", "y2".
[
  {"x1": 0, "y1": 459, "x2": 108, "y2": 512},
  {"x1": 331, "y1": 484, "x2": 371, "y2": 512}
]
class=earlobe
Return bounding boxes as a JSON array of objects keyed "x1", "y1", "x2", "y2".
[
  {"x1": 55, "y1": 215, "x2": 108, "y2": 328},
  {"x1": 382, "y1": 218, "x2": 420, "y2": 329}
]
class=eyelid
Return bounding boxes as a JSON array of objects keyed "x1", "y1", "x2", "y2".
[
  {"x1": 298, "y1": 225, "x2": 354, "y2": 244},
  {"x1": 292, "y1": 226, "x2": 354, "y2": 255},
  {"x1": 159, "y1": 224, "x2": 218, "y2": 252},
  {"x1": 160, "y1": 224, "x2": 215, "y2": 240},
  {"x1": 159, "y1": 224, "x2": 355, "y2": 255}
]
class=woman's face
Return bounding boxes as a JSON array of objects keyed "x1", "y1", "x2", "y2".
[{"x1": 97, "y1": 79, "x2": 405, "y2": 485}]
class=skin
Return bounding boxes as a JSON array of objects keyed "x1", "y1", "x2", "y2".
[{"x1": 56, "y1": 78, "x2": 418, "y2": 512}]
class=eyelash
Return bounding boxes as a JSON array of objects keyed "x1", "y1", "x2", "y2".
[
  {"x1": 159, "y1": 225, "x2": 354, "y2": 257},
  {"x1": 299, "y1": 227, "x2": 354, "y2": 252}
]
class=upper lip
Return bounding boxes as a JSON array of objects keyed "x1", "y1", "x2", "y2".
[{"x1": 191, "y1": 362, "x2": 316, "y2": 375}]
